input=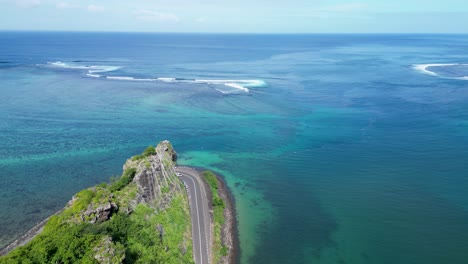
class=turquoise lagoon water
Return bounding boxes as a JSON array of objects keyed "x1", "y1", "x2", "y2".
[{"x1": 1, "y1": 33, "x2": 468, "y2": 263}]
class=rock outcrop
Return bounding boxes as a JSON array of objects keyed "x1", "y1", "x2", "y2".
[
  {"x1": 93, "y1": 237, "x2": 125, "y2": 264},
  {"x1": 125, "y1": 140, "x2": 182, "y2": 210},
  {"x1": 82, "y1": 201, "x2": 118, "y2": 224}
]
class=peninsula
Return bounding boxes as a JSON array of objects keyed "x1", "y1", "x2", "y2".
[{"x1": 0, "y1": 141, "x2": 237, "y2": 264}]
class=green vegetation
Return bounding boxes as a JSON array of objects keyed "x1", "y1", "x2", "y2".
[
  {"x1": 131, "y1": 145, "x2": 156, "y2": 161},
  {"x1": 0, "y1": 144, "x2": 193, "y2": 264},
  {"x1": 142, "y1": 145, "x2": 156, "y2": 157},
  {"x1": 109, "y1": 168, "x2": 136, "y2": 192},
  {"x1": 2, "y1": 195, "x2": 193, "y2": 263},
  {"x1": 161, "y1": 186, "x2": 170, "y2": 194},
  {"x1": 202, "y1": 170, "x2": 227, "y2": 263}
]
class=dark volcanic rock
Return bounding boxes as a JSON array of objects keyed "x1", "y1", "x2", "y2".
[
  {"x1": 127, "y1": 140, "x2": 181, "y2": 209},
  {"x1": 82, "y1": 202, "x2": 118, "y2": 224}
]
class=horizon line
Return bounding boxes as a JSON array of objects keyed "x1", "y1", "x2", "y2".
[{"x1": 1, "y1": 29, "x2": 468, "y2": 35}]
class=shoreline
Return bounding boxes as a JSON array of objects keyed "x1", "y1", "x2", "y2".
[
  {"x1": 184, "y1": 166, "x2": 240, "y2": 264},
  {"x1": 215, "y1": 171, "x2": 240, "y2": 264},
  {"x1": 0, "y1": 209, "x2": 63, "y2": 256}
]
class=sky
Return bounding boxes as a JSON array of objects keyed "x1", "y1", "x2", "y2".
[{"x1": 1, "y1": 0, "x2": 468, "y2": 33}]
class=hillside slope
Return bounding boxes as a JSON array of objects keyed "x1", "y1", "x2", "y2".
[{"x1": 0, "y1": 140, "x2": 193, "y2": 264}]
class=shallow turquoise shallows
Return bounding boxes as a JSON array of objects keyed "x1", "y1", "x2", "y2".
[{"x1": 1, "y1": 33, "x2": 468, "y2": 263}]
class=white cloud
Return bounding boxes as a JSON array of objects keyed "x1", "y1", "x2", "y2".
[
  {"x1": 135, "y1": 10, "x2": 180, "y2": 23},
  {"x1": 323, "y1": 3, "x2": 368, "y2": 12},
  {"x1": 56, "y1": 2, "x2": 79, "y2": 9},
  {"x1": 16, "y1": 0, "x2": 40, "y2": 8},
  {"x1": 87, "y1": 4, "x2": 104, "y2": 13}
]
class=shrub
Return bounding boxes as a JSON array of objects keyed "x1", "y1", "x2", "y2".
[
  {"x1": 202, "y1": 171, "x2": 218, "y2": 190},
  {"x1": 110, "y1": 168, "x2": 137, "y2": 192},
  {"x1": 142, "y1": 146, "x2": 156, "y2": 157},
  {"x1": 213, "y1": 197, "x2": 225, "y2": 208},
  {"x1": 132, "y1": 155, "x2": 143, "y2": 161},
  {"x1": 221, "y1": 246, "x2": 228, "y2": 256}
]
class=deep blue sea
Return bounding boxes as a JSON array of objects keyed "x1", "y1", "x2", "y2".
[{"x1": 1, "y1": 32, "x2": 468, "y2": 263}]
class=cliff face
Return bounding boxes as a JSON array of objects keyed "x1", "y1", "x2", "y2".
[
  {"x1": 0, "y1": 141, "x2": 194, "y2": 264},
  {"x1": 125, "y1": 140, "x2": 181, "y2": 209}
]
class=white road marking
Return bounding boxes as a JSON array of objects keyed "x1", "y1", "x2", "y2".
[{"x1": 184, "y1": 174, "x2": 204, "y2": 264}]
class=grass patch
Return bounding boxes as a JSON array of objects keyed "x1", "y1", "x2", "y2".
[
  {"x1": 202, "y1": 170, "x2": 227, "y2": 263},
  {"x1": 131, "y1": 145, "x2": 156, "y2": 162},
  {"x1": 125, "y1": 195, "x2": 193, "y2": 263},
  {"x1": 110, "y1": 168, "x2": 137, "y2": 192},
  {"x1": 142, "y1": 145, "x2": 156, "y2": 157},
  {"x1": 161, "y1": 186, "x2": 170, "y2": 194},
  {"x1": 131, "y1": 155, "x2": 143, "y2": 161}
]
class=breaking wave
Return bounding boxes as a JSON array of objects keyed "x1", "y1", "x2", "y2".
[
  {"x1": 46, "y1": 61, "x2": 121, "y2": 73},
  {"x1": 413, "y1": 63, "x2": 468, "y2": 80},
  {"x1": 43, "y1": 61, "x2": 266, "y2": 93}
]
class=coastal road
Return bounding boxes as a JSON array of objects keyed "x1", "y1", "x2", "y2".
[{"x1": 176, "y1": 167, "x2": 211, "y2": 264}]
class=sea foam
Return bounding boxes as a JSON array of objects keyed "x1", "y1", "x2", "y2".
[
  {"x1": 43, "y1": 61, "x2": 266, "y2": 93},
  {"x1": 413, "y1": 63, "x2": 468, "y2": 80},
  {"x1": 47, "y1": 61, "x2": 121, "y2": 73},
  {"x1": 99, "y1": 76, "x2": 266, "y2": 92},
  {"x1": 194, "y1": 79, "x2": 267, "y2": 92},
  {"x1": 106, "y1": 76, "x2": 154, "y2": 81},
  {"x1": 157, "y1": 78, "x2": 177, "y2": 82}
]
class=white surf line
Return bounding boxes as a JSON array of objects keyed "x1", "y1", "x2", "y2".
[
  {"x1": 413, "y1": 64, "x2": 449, "y2": 76},
  {"x1": 185, "y1": 175, "x2": 204, "y2": 264},
  {"x1": 194, "y1": 79, "x2": 254, "y2": 92},
  {"x1": 413, "y1": 63, "x2": 468, "y2": 77}
]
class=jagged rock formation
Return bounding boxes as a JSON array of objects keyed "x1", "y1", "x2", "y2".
[
  {"x1": 82, "y1": 201, "x2": 118, "y2": 224},
  {"x1": 126, "y1": 140, "x2": 182, "y2": 210}
]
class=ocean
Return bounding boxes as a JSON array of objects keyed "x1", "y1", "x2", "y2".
[{"x1": 1, "y1": 32, "x2": 468, "y2": 263}]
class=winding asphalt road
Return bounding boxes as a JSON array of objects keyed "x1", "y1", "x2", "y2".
[{"x1": 176, "y1": 167, "x2": 211, "y2": 264}]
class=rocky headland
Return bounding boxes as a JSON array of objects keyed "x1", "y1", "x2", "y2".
[{"x1": 0, "y1": 140, "x2": 237, "y2": 264}]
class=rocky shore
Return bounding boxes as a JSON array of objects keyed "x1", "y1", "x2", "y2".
[
  {"x1": 0, "y1": 210, "x2": 61, "y2": 256},
  {"x1": 214, "y1": 173, "x2": 239, "y2": 264}
]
